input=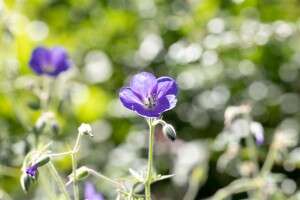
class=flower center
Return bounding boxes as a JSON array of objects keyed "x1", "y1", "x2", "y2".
[
  {"x1": 143, "y1": 93, "x2": 157, "y2": 110},
  {"x1": 43, "y1": 63, "x2": 55, "y2": 73}
]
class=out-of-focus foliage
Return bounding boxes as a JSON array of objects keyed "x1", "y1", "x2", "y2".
[{"x1": 1, "y1": 0, "x2": 300, "y2": 199}]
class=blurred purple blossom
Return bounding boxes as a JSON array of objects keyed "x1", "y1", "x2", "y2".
[
  {"x1": 84, "y1": 182, "x2": 105, "y2": 200},
  {"x1": 29, "y1": 46, "x2": 71, "y2": 77},
  {"x1": 26, "y1": 163, "x2": 38, "y2": 176},
  {"x1": 250, "y1": 122, "x2": 264, "y2": 146},
  {"x1": 119, "y1": 72, "x2": 178, "y2": 118}
]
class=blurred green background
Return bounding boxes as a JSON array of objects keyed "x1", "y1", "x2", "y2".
[{"x1": 1, "y1": 0, "x2": 300, "y2": 199}]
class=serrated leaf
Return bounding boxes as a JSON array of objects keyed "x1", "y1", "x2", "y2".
[
  {"x1": 129, "y1": 168, "x2": 140, "y2": 178},
  {"x1": 128, "y1": 168, "x2": 146, "y2": 182}
]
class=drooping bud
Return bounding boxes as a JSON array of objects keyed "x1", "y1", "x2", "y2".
[
  {"x1": 67, "y1": 166, "x2": 90, "y2": 185},
  {"x1": 35, "y1": 116, "x2": 46, "y2": 134},
  {"x1": 36, "y1": 154, "x2": 51, "y2": 167},
  {"x1": 50, "y1": 119, "x2": 59, "y2": 135},
  {"x1": 78, "y1": 123, "x2": 93, "y2": 137},
  {"x1": 20, "y1": 173, "x2": 32, "y2": 193},
  {"x1": 162, "y1": 124, "x2": 177, "y2": 142}
]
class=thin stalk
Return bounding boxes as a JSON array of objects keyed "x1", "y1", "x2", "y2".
[
  {"x1": 88, "y1": 168, "x2": 118, "y2": 186},
  {"x1": 212, "y1": 179, "x2": 256, "y2": 200},
  {"x1": 183, "y1": 175, "x2": 200, "y2": 200},
  {"x1": 129, "y1": 182, "x2": 140, "y2": 200},
  {"x1": 244, "y1": 115, "x2": 260, "y2": 199},
  {"x1": 40, "y1": 167, "x2": 56, "y2": 200},
  {"x1": 260, "y1": 143, "x2": 276, "y2": 176},
  {"x1": 50, "y1": 151, "x2": 74, "y2": 158},
  {"x1": 145, "y1": 118, "x2": 154, "y2": 200},
  {"x1": 71, "y1": 133, "x2": 82, "y2": 200},
  {"x1": 244, "y1": 114, "x2": 259, "y2": 176},
  {"x1": 245, "y1": 135, "x2": 259, "y2": 175},
  {"x1": 47, "y1": 162, "x2": 71, "y2": 200}
]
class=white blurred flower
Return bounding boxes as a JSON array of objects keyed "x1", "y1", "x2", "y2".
[
  {"x1": 224, "y1": 105, "x2": 251, "y2": 126},
  {"x1": 229, "y1": 119, "x2": 264, "y2": 146},
  {"x1": 250, "y1": 121, "x2": 264, "y2": 146},
  {"x1": 78, "y1": 123, "x2": 93, "y2": 137}
]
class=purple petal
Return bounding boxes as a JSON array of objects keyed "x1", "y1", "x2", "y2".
[
  {"x1": 250, "y1": 122, "x2": 264, "y2": 146},
  {"x1": 29, "y1": 47, "x2": 51, "y2": 75},
  {"x1": 119, "y1": 87, "x2": 160, "y2": 117},
  {"x1": 156, "y1": 77, "x2": 178, "y2": 100},
  {"x1": 119, "y1": 87, "x2": 144, "y2": 109},
  {"x1": 49, "y1": 46, "x2": 71, "y2": 76},
  {"x1": 26, "y1": 163, "x2": 38, "y2": 176},
  {"x1": 84, "y1": 182, "x2": 105, "y2": 200},
  {"x1": 130, "y1": 72, "x2": 157, "y2": 98},
  {"x1": 154, "y1": 95, "x2": 177, "y2": 115}
]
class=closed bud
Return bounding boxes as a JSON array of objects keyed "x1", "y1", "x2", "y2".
[
  {"x1": 76, "y1": 167, "x2": 89, "y2": 180},
  {"x1": 36, "y1": 155, "x2": 51, "y2": 167},
  {"x1": 20, "y1": 173, "x2": 32, "y2": 193},
  {"x1": 67, "y1": 166, "x2": 89, "y2": 185},
  {"x1": 162, "y1": 124, "x2": 176, "y2": 142},
  {"x1": 35, "y1": 117, "x2": 46, "y2": 134},
  {"x1": 50, "y1": 119, "x2": 59, "y2": 135}
]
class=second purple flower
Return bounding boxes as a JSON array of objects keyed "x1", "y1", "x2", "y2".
[
  {"x1": 29, "y1": 46, "x2": 71, "y2": 77},
  {"x1": 119, "y1": 72, "x2": 178, "y2": 118}
]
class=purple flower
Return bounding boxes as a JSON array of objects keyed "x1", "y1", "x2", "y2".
[
  {"x1": 250, "y1": 122, "x2": 264, "y2": 146},
  {"x1": 29, "y1": 46, "x2": 71, "y2": 77},
  {"x1": 26, "y1": 163, "x2": 38, "y2": 176},
  {"x1": 119, "y1": 72, "x2": 178, "y2": 118},
  {"x1": 84, "y1": 182, "x2": 105, "y2": 200}
]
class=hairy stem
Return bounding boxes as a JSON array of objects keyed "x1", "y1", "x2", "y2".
[
  {"x1": 47, "y1": 162, "x2": 70, "y2": 200},
  {"x1": 145, "y1": 118, "x2": 154, "y2": 200},
  {"x1": 71, "y1": 133, "x2": 82, "y2": 200},
  {"x1": 88, "y1": 168, "x2": 118, "y2": 186}
]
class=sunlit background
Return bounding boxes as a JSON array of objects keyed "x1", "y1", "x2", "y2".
[{"x1": 1, "y1": 0, "x2": 300, "y2": 199}]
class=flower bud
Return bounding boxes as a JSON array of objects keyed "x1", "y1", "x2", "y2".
[
  {"x1": 162, "y1": 124, "x2": 176, "y2": 142},
  {"x1": 76, "y1": 166, "x2": 89, "y2": 180},
  {"x1": 50, "y1": 119, "x2": 59, "y2": 135},
  {"x1": 36, "y1": 155, "x2": 51, "y2": 167},
  {"x1": 20, "y1": 173, "x2": 32, "y2": 192},
  {"x1": 67, "y1": 166, "x2": 89, "y2": 185},
  {"x1": 78, "y1": 123, "x2": 93, "y2": 137},
  {"x1": 35, "y1": 116, "x2": 46, "y2": 134}
]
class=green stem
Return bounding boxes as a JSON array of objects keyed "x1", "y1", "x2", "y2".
[
  {"x1": 244, "y1": 114, "x2": 259, "y2": 176},
  {"x1": 257, "y1": 141, "x2": 277, "y2": 200},
  {"x1": 129, "y1": 182, "x2": 140, "y2": 200},
  {"x1": 71, "y1": 133, "x2": 82, "y2": 200},
  {"x1": 50, "y1": 151, "x2": 74, "y2": 158},
  {"x1": 183, "y1": 174, "x2": 200, "y2": 200},
  {"x1": 145, "y1": 118, "x2": 154, "y2": 200},
  {"x1": 260, "y1": 143, "x2": 276, "y2": 176},
  {"x1": 212, "y1": 179, "x2": 256, "y2": 200},
  {"x1": 245, "y1": 135, "x2": 259, "y2": 175},
  {"x1": 88, "y1": 168, "x2": 118, "y2": 186},
  {"x1": 47, "y1": 162, "x2": 71, "y2": 200}
]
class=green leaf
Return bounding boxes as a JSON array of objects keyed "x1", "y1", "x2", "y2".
[{"x1": 151, "y1": 174, "x2": 174, "y2": 183}]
